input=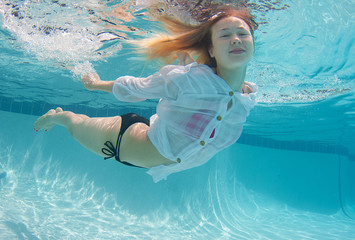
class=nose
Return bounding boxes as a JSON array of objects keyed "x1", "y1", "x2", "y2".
[{"x1": 232, "y1": 34, "x2": 241, "y2": 45}]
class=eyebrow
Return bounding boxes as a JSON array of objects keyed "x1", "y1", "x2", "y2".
[{"x1": 219, "y1": 27, "x2": 248, "y2": 32}]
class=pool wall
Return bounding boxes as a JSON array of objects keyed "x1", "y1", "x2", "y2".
[{"x1": 0, "y1": 110, "x2": 351, "y2": 213}]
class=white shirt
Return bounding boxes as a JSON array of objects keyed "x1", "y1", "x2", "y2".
[{"x1": 112, "y1": 62, "x2": 257, "y2": 182}]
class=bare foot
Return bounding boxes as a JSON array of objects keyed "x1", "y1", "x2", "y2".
[{"x1": 34, "y1": 107, "x2": 63, "y2": 132}]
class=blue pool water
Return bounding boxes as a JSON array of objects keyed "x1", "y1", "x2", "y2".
[{"x1": 1, "y1": 0, "x2": 355, "y2": 239}]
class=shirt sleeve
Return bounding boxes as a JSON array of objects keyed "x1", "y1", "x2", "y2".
[{"x1": 112, "y1": 64, "x2": 189, "y2": 102}]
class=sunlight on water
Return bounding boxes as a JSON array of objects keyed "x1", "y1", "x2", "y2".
[
  {"x1": 0, "y1": 138, "x2": 183, "y2": 239},
  {"x1": 250, "y1": 0, "x2": 355, "y2": 103},
  {"x1": 72, "y1": 61, "x2": 97, "y2": 78},
  {"x1": 0, "y1": 0, "x2": 122, "y2": 67},
  {"x1": 0, "y1": 0, "x2": 353, "y2": 103},
  {"x1": 1, "y1": 137, "x2": 354, "y2": 239},
  {"x1": 0, "y1": 1, "x2": 354, "y2": 239},
  {"x1": 208, "y1": 159, "x2": 355, "y2": 239}
]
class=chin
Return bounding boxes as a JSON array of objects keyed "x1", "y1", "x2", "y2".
[{"x1": 224, "y1": 61, "x2": 250, "y2": 69}]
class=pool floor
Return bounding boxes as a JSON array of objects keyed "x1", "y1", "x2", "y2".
[{"x1": 1, "y1": 110, "x2": 354, "y2": 239}]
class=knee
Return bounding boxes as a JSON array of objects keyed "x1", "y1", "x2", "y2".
[{"x1": 66, "y1": 116, "x2": 86, "y2": 136}]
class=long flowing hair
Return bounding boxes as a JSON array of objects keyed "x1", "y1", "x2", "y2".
[{"x1": 135, "y1": 6, "x2": 258, "y2": 66}]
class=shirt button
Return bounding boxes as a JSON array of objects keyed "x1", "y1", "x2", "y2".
[
  {"x1": 200, "y1": 141, "x2": 205, "y2": 146},
  {"x1": 229, "y1": 91, "x2": 234, "y2": 96},
  {"x1": 177, "y1": 158, "x2": 181, "y2": 163},
  {"x1": 217, "y1": 115, "x2": 222, "y2": 121}
]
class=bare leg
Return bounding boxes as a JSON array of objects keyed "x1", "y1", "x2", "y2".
[
  {"x1": 34, "y1": 108, "x2": 174, "y2": 168},
  {"x1": 34, "y1": 107, "x2": 121, "y2": 157}
]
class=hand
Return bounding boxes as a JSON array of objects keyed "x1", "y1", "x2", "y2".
[
  {"x1": 81, "y1": 72, "x2": 101, "y2": 91},
  {"x1": 242, "y1": 82, "x2": 253, "y2": 94},
  {"x1": 244, "y1": 85, "x2": 252, "y2": 94}
]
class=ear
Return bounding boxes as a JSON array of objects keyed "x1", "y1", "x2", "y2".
[{"x1": 208, "y1": 47, "x2": 214, "y2": 58}]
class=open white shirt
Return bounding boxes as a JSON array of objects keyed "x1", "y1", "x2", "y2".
[{"x1": 112, "y1": 62, "x2": 257, "y2": 182}]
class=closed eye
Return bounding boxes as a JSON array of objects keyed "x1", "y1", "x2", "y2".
[
  {"x1": 239, "y1": 31, "x2": 250, "y2": 36},
  {"x1": 220, "y1": 32, "x2": 250, "y2": 38},
  {"x1": 220, "y1": 34, "x2": 231, "y2": 38}
]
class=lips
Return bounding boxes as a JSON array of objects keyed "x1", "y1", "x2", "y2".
[{"x1": 230, "y1": 48, "x2": 245, "y2": 54}]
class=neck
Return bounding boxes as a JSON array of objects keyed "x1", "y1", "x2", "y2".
[{"x1": 216, "y1": 65, "x2": 247, "y2": 92}]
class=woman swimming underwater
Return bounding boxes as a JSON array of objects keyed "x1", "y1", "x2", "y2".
[{"x1": 34, "y1": 6, "x2": 258, "y2": 182}]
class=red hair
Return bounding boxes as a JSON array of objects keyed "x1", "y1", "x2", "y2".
[{"x1": 135, "y1": 6, "x2": 258, "y2": 65}]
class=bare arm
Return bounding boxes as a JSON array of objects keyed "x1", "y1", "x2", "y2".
[
  {"x1": 81, "y1": 72, "x2": 114, "y2": 93},
  {"x1": 81, "y1": 51, "x2": 193, "y2": 93}
]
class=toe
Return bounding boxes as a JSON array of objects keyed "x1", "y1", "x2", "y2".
[{"x1": 33, "y1": 109, "x2": 56, "y2": 132}]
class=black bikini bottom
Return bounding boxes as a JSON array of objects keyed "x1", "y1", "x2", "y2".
[{"x1": 101, "y1": 113, "x2": 150, "y2": 168}]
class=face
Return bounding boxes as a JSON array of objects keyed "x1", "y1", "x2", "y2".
[{"x1": 209, "y1": 16, "x2": 254, "y2": 69}]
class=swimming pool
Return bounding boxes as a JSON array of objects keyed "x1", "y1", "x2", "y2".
[{"x1": 1, "y1": 0, "x2": 354, "y2": 239}]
